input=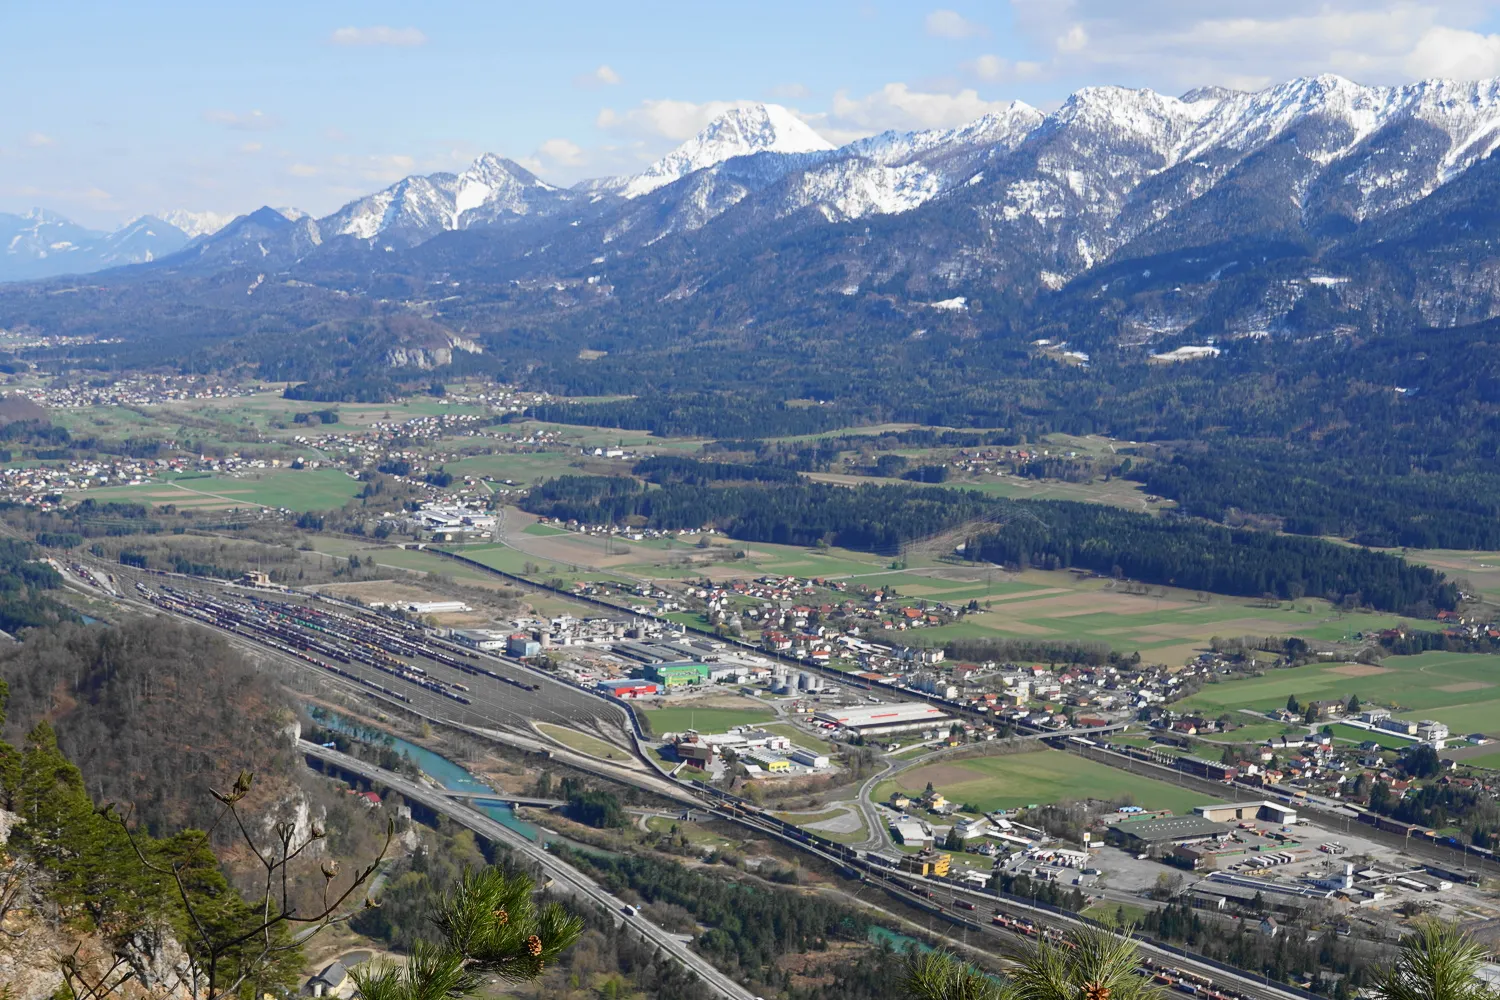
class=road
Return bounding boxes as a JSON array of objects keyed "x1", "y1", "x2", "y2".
[{"x1": 300, "y1": 742, "x2": 756, "y2": 1000}]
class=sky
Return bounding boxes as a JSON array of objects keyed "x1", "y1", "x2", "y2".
[{"x1": 6, "y1": 0, "x2": 1500, "y2": 229}]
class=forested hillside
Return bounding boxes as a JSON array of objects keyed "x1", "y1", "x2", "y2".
[{"x1": 0, "y1": 619, "x2": 296, "y2": 838}]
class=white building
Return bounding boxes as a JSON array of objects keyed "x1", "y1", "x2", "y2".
[
  {"x1": 813, "y1": 702, "x2": 950, "y2": 736},
  {"x1": 789, "y1": 748, "x2": 830, "y2": 769}
]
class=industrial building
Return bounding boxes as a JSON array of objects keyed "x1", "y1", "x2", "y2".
[
  {"x1": 898, "y1": 849, "x2": 951, "y2": 877},
  {"x1": 1109, "y1": 815, "x2": 1232, "y2": 851},
  {"x1": 1194, "y1": 801, "x2": 1299, "y2": 825},
  {"x1": 789, "y1": 748, "x2": 830, "y2": 769},
  {"x1": 647, "y1": 662, "x2": 713, "y2": 688},
  {"x1": 507, "y1": 633, "x2": 542, "y2": 657},
  {"x1": 452, "y1": 628, "x2": 510, "y2": 652},
  {"x1": 813, "y1": 701, "x2": 949, "y2": 735},
  {"x1": 596, "y1": 679, "x2": 659, "y2": 699},
  {"x1": 744, "y1": 750, "x2": 791, "y2": 772}
]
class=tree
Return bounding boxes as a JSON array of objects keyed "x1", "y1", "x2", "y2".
[
  {"x1": 1370, "y1": 919, "x2": 1498, "y2": 1000},
  {"x1": 1304, "y1": 703, "x2": 1319, "y2": 724},
  {"x1": 1286, "y1": 694, "x2": 1301, "y2": 715},
  {"x1": 353, "y1": 867, "x2": 582, "y2": 1000},
  {"x1": 1348, "y1": 694, "x2": 1362, "y2": 714},
  {"x1": 902, "y1": 925, "x2": 1162, "y2": 1000}
]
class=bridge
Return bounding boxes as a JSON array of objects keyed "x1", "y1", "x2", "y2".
[{"x1": 298, "y1": 741, "x2": 756, "y2": 1000}]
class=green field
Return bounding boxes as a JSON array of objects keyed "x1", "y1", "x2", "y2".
[
  {"x1": 535, "y1": 723, "x2": 630, "y2": 760},
  {"x1": 875, "y1": 749, "x2": 1217, "y2": 814},
  {"x1": 642, "y1": 706, "x2": 776, "y2": 735},
  {"x1": 1210, "y1": 722, "x2": 1303, "y2": 743},
  {"x1": 1463, "y1": 751, "x2": 1500, "y2": 771},
  {"x1": 1327, "y1": 724, "x2": 1413, "y2": 750},
  {"x1": 1175, "y1": 652, "x2": 1500, "y2": 735},
  {"x1": 80, "y1": 468, "x2": 365, "y2": 512}
]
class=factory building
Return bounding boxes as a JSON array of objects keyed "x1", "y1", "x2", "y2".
[
  {"x1": 647, "y1": 662, "x2": 713, "y2": 688},
  {"x1": 596, "y1": 679, "x2": 659, "y2": 699},
  {"x1": 452, "y1": 628, "x2": 510, "y2": 652},
  {"x1": 1110, "y1": 815, "x2": 1232, "y2": 852},
  {"x1": 813, "y1": 702, "x2": 949, "y2": 735},
  {"x1": 1194, "y1": 801, "x2": 1299, "y2": 825},
  {"x1": 898, "y1": 849, "x2": 952, "y2": 877}
]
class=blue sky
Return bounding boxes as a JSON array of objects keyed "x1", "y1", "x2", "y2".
[{"x1": 6, "y1": 0, "x2": 1500, "y2": 228}]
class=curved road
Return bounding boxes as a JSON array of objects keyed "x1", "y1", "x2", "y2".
[{"x1": 301, "y1": 742, "x2": 756, "y2": 1000}]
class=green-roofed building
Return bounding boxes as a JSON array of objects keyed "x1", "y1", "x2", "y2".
[{"x1": 647, "y1": 662, "x2": 713, "y2": 688}]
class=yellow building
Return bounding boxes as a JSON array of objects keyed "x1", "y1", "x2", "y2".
[{"x1": 899, "y1": 850, "x2": 952, "y2": 878}]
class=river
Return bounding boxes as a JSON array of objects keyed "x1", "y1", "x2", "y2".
[{"x1": 308, "y1": 708, "x2": 539, "y2": 840}]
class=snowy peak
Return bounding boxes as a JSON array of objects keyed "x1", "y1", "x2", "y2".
[
  {"x1": 324, "y1": 152, "x2": 571, "y2": 244},
  {"x1": 622, "y1": 103, "x2": 835, "y2": 198},
  {"x1": 161, "y1": 209, "x2": 235, "y2": 238}
]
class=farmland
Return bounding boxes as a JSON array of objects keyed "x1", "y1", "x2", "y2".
[
  {"x1": 1176, "y1": 651, "x2": 1500, "y2": 736},
  {"x1": 455, "y1": 513, "x2": 1429, "y2": 665},
  {"x1": 81, "y1": 468, "x2": 365, "y2": 512},
  {"x1": 874, "y1": 749, "x2": 1217, "y2": 814}
]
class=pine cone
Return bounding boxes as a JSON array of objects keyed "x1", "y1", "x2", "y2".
[
  {"x1": 1082, "y1": 981, "x2": 1110, "y2": 1000},
  {"x1": 493, "y1": 907, "x2": 509, "y2": 925},
  {"x1": 526, "y1": 935, "x2": 543, "y2": 956}
]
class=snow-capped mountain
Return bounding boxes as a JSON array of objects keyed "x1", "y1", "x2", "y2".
[
  {"x1": 160, "y1": 210, "x2": 235, "y2": 238},
  {"x1": 321, "y1": 153, "x2": 573, "y2": 247},
  {"x1": 0, "y1": 209, "x2": 189, "y2": 282},
  {"x1": 616, "y1": 103, "x2": 835, "y2": 198}
]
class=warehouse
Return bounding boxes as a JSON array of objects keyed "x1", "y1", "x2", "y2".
[
  {"x1": 452, "y1": 628, "x2": 509, "y2": 652},
  {"x1": 646, "y1": 662, "x2": 712, "y2": 688},
  {"x1": 1194, "y1": 801, "x2": 1299, "y2": 825},
  {"x1": 1109, "y1": 815, "x2": 1232, "y2": 852},
  {"x1": 813, "y1": 702, "x2": 949, "y2": 735},
  {"x1": 596, "y1": 679, "x2": 659, "y2": 699}
]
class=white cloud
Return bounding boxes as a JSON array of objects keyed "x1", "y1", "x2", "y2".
[
  {"x1": 1404, "y1": 25, "x2": 1500, "y2": 79},
  {"x1": 829, "y1": 82, "x2": 1013, "y2": 132},
  {"x1": 768, "y1": 82, "x2": 811, "y2": 99},
  {"x1": 597, "y1": 98, "x2": 765, "y2": 140},
  {"x1": 288, "y1": 163, "x2": 319, "y2": 177},
  {"x1": 925, "y1": 9, "x2": 988, "y2": 39},
  {"x1": 537, "y1": 138, "x2": 585, "y2": 166},
  {"x1": 574, "y1": 64, "x2": 622, "y2": 88},
  {"x1": 203, "y1": 109, "x2": 278, "y2": 131},
  {"x1": 23, "y1": 132, "x2": 55, "y2": 148},
  {"x1": 329, "y1": 25, "x2": 427, "y2": 47},
  {"x1": 1056, "y1": 24, "x2": 1088, "y2": 53},
  {"x1": 238, "y1": 141, "x2": 263, "y2": 154},
  {"x1": 965, "y1": 54, "x2": 1045, "y2": 82},
  {"x1": 1002, "y1": 1, "x2": 1500, "y2": 91}
]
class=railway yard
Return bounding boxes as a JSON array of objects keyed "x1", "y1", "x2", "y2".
[
  {"x1": 51, "y1": 560, "x2": 1500, "y2": 1000},
  {"x1": 132, "y1": 577, "x2": 638, "y2": 744}
]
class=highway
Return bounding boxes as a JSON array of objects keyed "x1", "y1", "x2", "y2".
[{"x1": 300, "y1": 742, "x2": 757, "y2": 1000}]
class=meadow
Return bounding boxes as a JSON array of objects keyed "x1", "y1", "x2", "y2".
[
  {"x1": 642, "y1": 705, "x2": 776, "y2": 735},
  {"x1": 82, "y1": 468, "x2": 365, "y2": 512},
  {"x1": 1176, "y1": 651, "x2": 1500, "y2": 735},
  {"x1": 874, "y1": 749, "x2": 1217, "y2": 813}
]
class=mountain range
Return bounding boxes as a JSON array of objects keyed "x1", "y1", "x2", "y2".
[{"x1": 11, "y1": 74, "x2": 1500, "y2": 383}]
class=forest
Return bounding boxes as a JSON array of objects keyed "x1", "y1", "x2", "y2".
[
  {"x1": 965, "y1": 502, "x2": 1456, "y2": 614},
  {"x1": 521, "y1": 476, "x2": 1000, "y2": 552},
  {"x1": 0, "y1": 619, "x2": 298, "y2": 839},
  {"x1": 554, "y1": 846, "x2": 873, "y2": 992},
  {"x1": 522, "y1": 473, "x2": 1453, "y2": 613},
  {"x1": 0, "y1": 686, "x2": 305, "y2": 996},
  {"x1": 0, "y1": 537, "x2": 77, "y2": 634}
]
